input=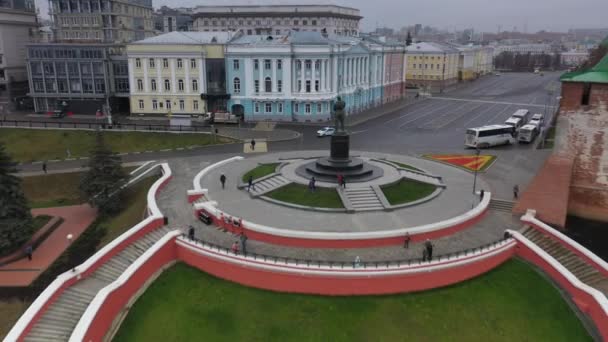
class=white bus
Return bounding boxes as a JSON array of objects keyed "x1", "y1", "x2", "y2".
[
  {"x1": 518, "y1": 124, "x2": 539, "y2": 143},
  {"x1": 465, "y1": 125, "x2": 516, "y2": 148},
  {"x1": 511, "y1": 109, "x2": 531, "y2": 123}
]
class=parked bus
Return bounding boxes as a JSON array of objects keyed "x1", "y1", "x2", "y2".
[
  {"x1": 511, "y1": 109, "x2": 531, "y2": 124},
  {"x1": 518, "y1": 124, "x2": 539, "y2": 143},
  {"x1": 465, "y1": 125, "x2": 515, "y2": 148}
]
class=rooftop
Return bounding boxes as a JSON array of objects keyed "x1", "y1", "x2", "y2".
[
  {"x1": 131, "y1": 31, "x2": 234, "y2": 45},
  {"x1": 405, "y1": 42, "x2": 458, "y2": 53},
  {"x1": 560, "y1": 53, "x2": 608, "y2": 84}
]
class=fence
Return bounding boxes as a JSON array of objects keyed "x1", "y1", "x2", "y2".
[
  {"x1": 0, "y1": 119, "x2": 212, "y2": 133},
  {"x1": 180, "y1": 233, "x2": 513, "y2": 270}
]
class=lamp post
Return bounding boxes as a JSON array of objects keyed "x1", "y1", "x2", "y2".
[
  {"x1": 472, "y1": 148, "x2": 481, "y2": 207},
  {"x1": 66, "y1": 233, "x2": 74, "y2": 272}
]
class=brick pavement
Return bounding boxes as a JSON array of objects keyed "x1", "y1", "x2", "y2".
[{"x1": 0, "y1": 204, "x2": 97, "y2": 287}]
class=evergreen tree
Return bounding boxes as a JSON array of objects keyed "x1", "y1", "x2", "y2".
[
  {"x1": 405, "y1": 31, "x2": 413, "y2": 46},
  {"x1": 80, "y1": 131, "x2": 127, "y2": 215},
  {"x1": 0, "y1": 142, "x2": 33, "y2": 255}
]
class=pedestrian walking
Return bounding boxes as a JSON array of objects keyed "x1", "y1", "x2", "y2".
[
  {"x1": 240, "y1": 233, "x2": 248, "y2": 254},
  {"x1": 25, "y1": 245, "x2": 33, "y2": 261},
  {"x1": 188, "y1": 225, "x2": 195, "y2": 240},
  {"x1": 354, "y1": 256, "x2": 361, "y2": 268},
  {"x1": 479, "y1": 189, "x2": 485, "y2": 200},
  {"x1": 422, "y1": 248, "x2": 428, "y2": 261},
  {"x1": 308, "y1": 177, "x2": 316, "y2": 192},
  {"x1": 247, "y1": 175, "x2": 255, "y2": 192},
  {"x1": 341, "y1": 177, "x2": 346, "y2": 189},
  {"x1": 220, "y1": 174, "x2": 226, "y2": 189},
  {"x1": 403, "y1": 233, "x2": 411, "y2": 249},
  {"x1": 337, "y1": 174, "x2": 343, "y2": 186},
  {"x1": 66, "y1": 148, "x2": 71, "y2": 159},
  {"x1": 42, "y1": 161, "x2": 47, "y2": 174},
  {"x1": 231, "y1": 241, "x2": 240, "y2": 254},
  {"x1": 250, "y1": 139, "x2": 256, "y2": 151},
  {"x1": 425, "y1": 240, "x2": 434, "y2": 261},
  {"x1": 513, "y1": 184, "x2": 519, "y2": 199}
]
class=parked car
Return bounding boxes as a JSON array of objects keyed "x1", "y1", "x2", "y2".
[
  {"x1": 504, "y1": 117, "x2": 523, "y2": 131},
  {"x1": 51, "y1": 109, "x2": 65, "y2": 118},
  {"x1": 317, "y1": 127, "x2": 336, "y2": 137},
  {"x1": 529, "y1": 113, "x2": 544, "y2": 127}
]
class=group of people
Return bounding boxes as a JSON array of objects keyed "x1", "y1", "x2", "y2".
[
  {"x1": 231, "y1": 232, "x2": 248, "y2": 255},
  {"x1": 403, "y1": 233, "x2": 435, "y2": 262}
]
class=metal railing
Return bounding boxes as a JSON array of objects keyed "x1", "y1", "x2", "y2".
[
  {"x1": 179, "y1": 233, "x2": 514, "y2": 270},
  {"x1": 0, "y1": 119, "x2": 212, "y2": 132}
]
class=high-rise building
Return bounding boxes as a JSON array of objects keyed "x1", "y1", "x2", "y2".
[{"x1": 0, "y1": 0, "x2": 38, "y2": 110}]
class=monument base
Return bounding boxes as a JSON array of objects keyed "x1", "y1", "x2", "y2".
[{"x1": 330, "y1": 133, "x2": 349, "y2": 161}]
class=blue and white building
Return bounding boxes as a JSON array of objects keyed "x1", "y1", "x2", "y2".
[{"x1": 225, "y1": 31, "x2": 405, "y2": 122}]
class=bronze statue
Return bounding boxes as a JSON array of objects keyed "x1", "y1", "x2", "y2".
[{"x1": 333, "y1": 96, "x2": 346, "y2": 132}]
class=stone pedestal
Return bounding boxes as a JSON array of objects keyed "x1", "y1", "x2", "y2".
[{"x1": 330, "y1": 133, "x2": 350, "y2": 161}]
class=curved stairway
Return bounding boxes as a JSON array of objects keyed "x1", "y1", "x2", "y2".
[{"x1": 24, "y1": 226, "x2": 174, "y2": 342}]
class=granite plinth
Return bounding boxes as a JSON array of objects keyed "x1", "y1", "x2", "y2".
[{"x1": 297, "y1": 157, "x2": 384, "y2": 183}]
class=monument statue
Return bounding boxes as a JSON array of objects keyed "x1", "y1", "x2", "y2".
[{"x1": 333, "y1": 96, "x2": 346, "y2": 133}]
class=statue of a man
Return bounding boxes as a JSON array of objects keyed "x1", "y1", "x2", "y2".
[{"x1": 333, "y1": 96, "x2": 346, "y2": 133}]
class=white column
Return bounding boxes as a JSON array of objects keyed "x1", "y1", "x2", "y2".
[
  {"x1": 156, "y1": 59, "x2": 162, "y2": 94},
  {"x1": 299, "y1": 59, "x2": 304, "y2": 93},
  {"x1": 271, "y1": 59, "x2": 277, "y2": 93},
  {"x1": 143, "y1": 58, "x2": 149, "y2": 92},
  {"x1": 320, "y1": 59, "x2": 325, "y2": 92},
  {"x1": 128, "y1": 59, "x2": 135, "y2": 94},
  {"x1": 347, "y1": 58, "x2": 351, "y2": 87},
  {"x1": 332, "y1": 57, "x2": 338, "y2": 92},
  {"x1": 258, "y1": 58, "x2": 263, "y2": 93},
  {"x1": 199, "y1": 57, "x2": 205, "y2": 94},
  {"x1": 245, "y1": 58, "x2": 253, "y2": 96},
  {"x1": 284, "y1": 57, "x2": 292, "y2": 97},
  {"x1": 356, "y1": 57, "x2": 360, "y2": 85},
  {"x1": 311, "y1": 59, "x2": 317, "y2": 93},
  {"x1": 170, "y1": 59, "x2": 176, "y2": 96},
  {"x1": 185, "y1": 57, "x2": 190, "y2": 93},
  {"x1": 364, "y1": 57, "x2": 368, "y2": 84}
]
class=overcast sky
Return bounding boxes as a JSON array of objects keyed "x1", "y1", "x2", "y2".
[{"x1": 36, "y1": 0, "x2": 608, "y2": 33}]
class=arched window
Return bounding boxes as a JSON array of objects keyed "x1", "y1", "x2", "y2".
[
  {"x1": 265, "y1": 77, "x2": 272, "y2": 93},
  {"x1": 136, "y1": 79, "x2": 143, "y2": 91},
  {"x1": 233, "y1": 77, "x2": 241, "y2": 94},
  {"x1": 151, "y1": 79, "x2": 157, "y2": 91},
  {"x1": 192, "y1": 79, "x2": 198, "y2": 91},
  {"x1": 178, "y1": 79, "x2": 184, "y2": 91},
  {"x1": 164, "y1": 79, "x2": 171, "y2": 91}
]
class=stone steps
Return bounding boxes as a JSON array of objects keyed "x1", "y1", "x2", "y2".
[
  {"x1": 250, "y1": 174, "x2": 290, "y2": 196},
  {"x1": 24, "y1": 226, "x2": 175, "y2": 341},
  {"x1": 521, "y1": 227, "x2": 608, "y2": 299},
  {"x1": 400, "y1": 169, "x2": 443, "y2": 186},
  {"x1": 343, "y1": 187, "x2": 384, "y2": 211},
  {"x1": 489, "y1": 199, "x2": 514, "y2": 212}
]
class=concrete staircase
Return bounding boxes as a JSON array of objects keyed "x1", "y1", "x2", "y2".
[
  {"x1": 521, "y1": 226, "x2": 608, "y2": 298},
  {"x1": 343, "y1": 187, "x2": 384, "y2": 211},
  {"x1": 24, "y1": 226, "x2": 174, "y2": 342},
  {"x1": 489, "y1": 199, "x2": 514, "y2": 212},
  {"x1": 400, "y1": 169, "x2": 444, "y2": 186},
  {"x1": 249, "y1": 174, "x2": 290, "y2": 196}
]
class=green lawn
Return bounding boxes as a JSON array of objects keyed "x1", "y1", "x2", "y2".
[
  {"x1": 0, "y1": 299, "x2": 31, "y2": 339},
  {"x1": 0, "y1": 129, "x2": 236, "y2": 162},
  {"x1": 387, "y1": 160, "x2": 422, "y2": 172},
  {"x1": 266, "y1": 183, "x2": 344, "y2": 209},
  {"x1": 31, "y1": 215, "x2": 52, "y2": 234},
  {"x1": 241, "y1": 163, "x2": 280, "y2": 182},
  {"x1": 113, "y1": 260, "x2": 590, "y2": 342},
  {"x1": 381, "y1": 179, "x2": 437, "y2": 206}
]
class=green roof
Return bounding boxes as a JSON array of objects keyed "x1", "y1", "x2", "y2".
[
  {"x1": 601, "y1": 35, "x2": 608, "y2": 48},
  {"x1": 561, "y1": 53, "x2": 608, "y2": 83}
]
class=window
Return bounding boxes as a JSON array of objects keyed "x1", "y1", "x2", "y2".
[
  {"x1": 264, "y1": 59, "x2": 271, "y2": 70},
  {"x1": 315, "y1": 80, "x2": 319, "y2": 92},
  {"x1": 277, "y1": 80, "x2": 282, "y2": 92},
  {"x1": 163, "y1": 58, "x2": 168, "y2": 68},
  {"x1": 425, "y1": 64, "x2": 428, "y2": 69},
  {"x1": 306, "y1": 80, "x2": 311, "y2": 93},
  {"x1": 178, "y1": 79, "x2": 184, "y2": 91},
  {"x1": 151, "y1": 79, "x2": 157, "y2": 91},
  {"x1": 192, "y1": 79, "x2": 198, "y2": 91},
  {"x1": 138, "y1": 100, "x2": 144, "y2": 109},
  {"x1": 149, "y1": 58, "x2": 155, "y2": 68},
  {"x1": 165, "y1": 100, "x2": 171, "y2": 110},
  {"x1": 294, "y1": 20, "x2": 299, "y2": 25},
  {"x1": 312, "y1": 20, "x2": 317, "y2": 26},
  {"x1": 315, "y1": 60, "x2": 320, "y2": 69},
  {"x1": 137, "y1": 79, "x2": 143, "y2": 91},
  {"x1": 254, "y1": 80, "x2": 259, "y2": 93},
  {"x1": 296, "y1": 60, "x2": 302, "y2": 70},
  {"x1": 254, "y1": 102, "x2": 260, "y2": 113},
  {"x1": 305, "y1": 103, "x2": 311, "y2": 114},
  {"x1": 305, "y1": 60, "x2": 311, "y2": 70},
  {"x1": 190, "y1": 59, "x2": 196, "y2": 69},
  {"x1": 164, "y1": 79, "x2": 170, "y2": 91},
  {"x1": 152, "y1": 99, "x2": 158, "y2": 110},
  {"x1": 233, "y1": 78, "x2": 240, "y2": 94},
  {"x1": 135, "y1": 58, "x2": 141, "y2": 68},
  {"x1": 294, "y1": 103, "x2": 299, "y2": 113},
  {"x1": 177, "y1": 59, "x2": 183, "y2": 69},
  {"x1": 582, "y1": 83, "x2": 591, "y2": 105},
  {"x1": 278, "y1": 103, "x2": 283, "y2": 113},
  {"x1": 265, "y1": 102, "x2": 272, "y2": 113},
  {"x1": 277, "y1": 60, "x2": 282, "y2": 70},
  {"x1": 265, "y1": 77, "x2": 272, "y2": 92},
  {"x1": 179, "y1": 100, "x2": 185, "y2": 110},
  {"x1": 317, "y1": 103, "x2": 322, "y2": 113},
  {"x1": 233, "y1": 59, "x2": 239, "y2": 70},
  {"x1": 254, "y1": 59, "x2": 259, "y2": 70},
  {"x1": 193, "y1": 100, "x2": 199, "y2": 110}
]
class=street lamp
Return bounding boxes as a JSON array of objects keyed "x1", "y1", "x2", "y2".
[
  {"x1": 66, "y1": 233, "x2": 74, "y2": 272},
  {"x1": 472, "y1": 148, "x2": 481, "y2": 207}
]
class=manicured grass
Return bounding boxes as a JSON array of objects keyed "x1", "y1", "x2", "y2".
[
  {"x1": 241, "y1": 163, "x2": 280, "y2": 182},
  {"x1": 387, "y1": 160, "x2": 422, "y2": 172},
  {"x1": 381, "y1": 179, "x2": 437, "y2": 206},
  {"x1": 21, "y1": 172, "x2": 83, "y2": 208},
  {"x1": 31, "y1": 215, "x2": 52, "y2": 234},
  {"x1": 266, "y1": 183, "x2": 344, "y2": 209},
  {"x1": 97, "y1": 176, "x2": 157, "y2": 249},
  {"x1": 113, "y1": 260, "x2": 590, "y2": 342},
  {"x1": 0, "y1": 129, "x2": 236, "y2": 162},
  {"x1": 0, "y1": 299, "x2": 31, "y2": 339}
]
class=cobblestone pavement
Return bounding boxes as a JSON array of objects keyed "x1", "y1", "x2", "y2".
[{"x1": 157, "y1": 153, "x2": 520, "y2": 263}]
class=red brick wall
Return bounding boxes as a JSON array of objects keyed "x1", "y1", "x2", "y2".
[
  {"x1": 590, "y1": 83, "x2": 608, "y2": 109},
  {"x1": 560, "y1": 82, "x2": 584, "y2": 112}
]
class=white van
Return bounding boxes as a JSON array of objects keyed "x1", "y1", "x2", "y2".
[
  {"x1": 465, "y1": 125, "x2": 516, "y2": 148},
  {"x1": 505, "y1": 117, "x2": 523, "y2": 130},
  {"x1": 511, "y1": 109, "x2": 531, "y2": 124},
  {"x1": 518, "y1": 124, "x2": 539, "y2": 143},
  {"x1": 529, "y1": 113, "x2": 544, "y2": 127}
]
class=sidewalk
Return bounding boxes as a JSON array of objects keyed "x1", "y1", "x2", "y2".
[{"x1": 0, "y1": 204, "x2": 97, "y2": 287}]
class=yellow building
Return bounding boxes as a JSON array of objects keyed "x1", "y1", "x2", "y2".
[
  {"x1": 404, "y1": 42, "x2": 459, "y2": 92},
  {"x1": 126, "y1": 31, "x2": 232, "y2": 116}
]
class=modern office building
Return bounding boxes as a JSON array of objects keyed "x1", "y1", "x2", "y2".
[
  {"x1": 192, "y1": 5, "x2": 361, "y2": 37},
  {"x1": 0, "y1": 0, "x2": 38, "y2": 109},
  {"x1": 126, "y1": 32, "x2": 233, "y2": 116},
  {"x1": 405, "y1": 42, "x2": 460, "y2": 91}
]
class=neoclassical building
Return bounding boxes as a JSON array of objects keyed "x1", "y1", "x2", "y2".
[{"x1": 225, "y1": 31, "x2": 405, "y2": 122}]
